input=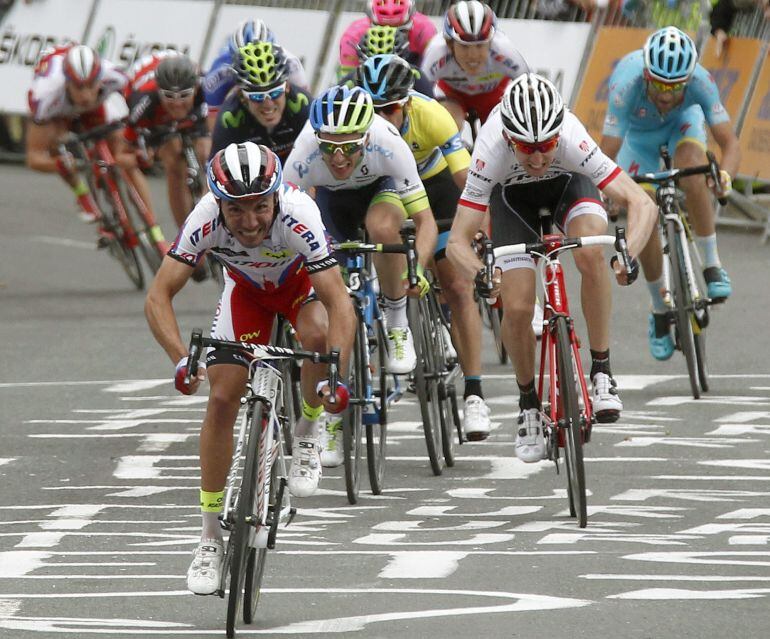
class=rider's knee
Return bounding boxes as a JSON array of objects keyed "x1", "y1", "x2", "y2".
[
  {"x1": 366, "y1": 204, "x2": 402, "y2": 240},
  {"x1": 502, "y1": 302, "x2": 535, "y2": 331},
  {"x1": 573, "y1": 246, "x2": 605, "y2": 277},
  {"x1": 207, "y1": 382, "x2": 243, "y2": 416},
  {"x1": 439, "y1": 270, "x2": 473, "y2": 304}
]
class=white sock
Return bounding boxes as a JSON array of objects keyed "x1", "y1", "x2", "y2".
[
  {"x1": 383, "y1": 295, "x2": 408, "y2": 329},
  {"x1": 695, "y1": 233, "x2": 721, "y2": 269},
  {"x1": 201, "y1": 511, "x2": 222, "y2": 541},
  {"x1": 294, "y1": 415, "x2": 319, "y2": 440},
  {"x1": 646, "y1": 277, "x2": 667, "y2": 313}
]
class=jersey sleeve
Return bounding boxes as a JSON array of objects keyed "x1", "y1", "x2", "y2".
[
  {"x1": 386, "y1": 123, "x2": 430, "y2": 214},
  {"x1": 281, "y1": 189, "x2": 337, "y2": 272},
  {"x1": 285, "y1": 50, "x2": 308, "y2": 89},
  {"x1": 409, "y1": 13, "x2": 438, "y2": 55},
  {"x1": 428, "y1": 100, "x2": 470, "y2": 174},
  {"x1": 490, "y1": 32, "x2": 529, "y2": 79},
  {"x1": 602, "y1": 52, "x2": 639, "y2": 139},
  {"x1": 458, "y1": 116, "x2": 506, "y2": 210},
  {"x1": 419, "y1": 35, "x2": 446, "y2": 84},
  {"x1": 167, "y1": 195, "x2": 220, "y2": 266},
  {"x1": 563, "y1": 113, "x2": 621, "y2": 189},
  {"x1": 339, "y1": 18, "x2": 370, "y2": 69},
  {"x1": 689, "y1": 64, "x2": 730, "y2": 127}
]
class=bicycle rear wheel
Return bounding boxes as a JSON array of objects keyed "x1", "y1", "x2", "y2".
[
  {"x1": 694, "y1": 331, "x2": 709, "y2": 393},
  {"x1": 668, "y1": 220, "x2": 699, "y2": 399},
  {"x1": 366, "y1": 318, "x2": 388, "y2": 494},
  {"x1": 408, "y1": 296, "x2": 443, "y2": 476},
  {"x1": 226, "y1": 403, "x2": 264, "y2": 638},
  {"x1": 555, "y1": 316, "x2": 587, "y2": 528},
  {"x1": 439, "y1": 381, "x2": 458, "y2": 467},
  {"x1": 343, "y1": 319, "x2": 365, "y2": 504}
]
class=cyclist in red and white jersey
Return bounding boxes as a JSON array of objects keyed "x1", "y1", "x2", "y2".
[
  {"x1": 124, "y1": 52, "x2": 210, "y2": 229},
  {"x1": 26, "y1": 44, "x2": 155, "y2": 235},
  {"x1": 145, "y1": 142, "x2": 355, "y2": 595},
  {"x1": 338, "y1": 0, "x2": 437, "y2": 78},
  {"x1": 421, "y1": 1, "x2": 528, "y2": 132},
  {"x1": 448, "y1": 74, "x2": 657, "y2": 461}
]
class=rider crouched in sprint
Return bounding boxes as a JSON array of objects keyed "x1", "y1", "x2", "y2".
[
  {"x1": 144, "y1": 142, "x2": 355, "y2": 595},
  {"x1": 448, "y1": 74, "x2": 657, "y2": 460}
]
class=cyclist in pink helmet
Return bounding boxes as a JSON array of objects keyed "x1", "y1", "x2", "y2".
[{"x1": 337, "y1": 0, "x2": 437, "y2": 78}]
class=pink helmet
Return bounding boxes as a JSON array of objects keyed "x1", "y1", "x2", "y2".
[{"x1": 367, "y1": 0, "x2": 415, "y2": 27}]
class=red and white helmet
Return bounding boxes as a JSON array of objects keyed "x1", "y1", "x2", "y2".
[
  {"x1": 443, "y1": 1, "x2": 496, "y2": 44},
  {"x1": 367, "y1": 0, "x2": 415, "y2": 27},
  {"x1": 207, "y1": 142, "x2": 283, "y2": 201},
  {"x1": 63, "y1": 45, "x2": 101, "y2": 87}
]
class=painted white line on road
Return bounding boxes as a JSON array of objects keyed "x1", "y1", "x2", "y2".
[
  {"x1": 29, "y1": 235, "x2": 95, "y2": 250},
  {"x1": 607, "y1": 587, "x2": 770, "y2": 600},
  {"x1": 610, "y1": 489, "x2": 770, "y2": 502},
  {"x1": 649, "y1": 395, "x2": 770, "y2": 407},
  {"x1": 407, "y1": 505, "x2": 542, "y2": 517},
  {"x1": 379, "y1": 551, "x2": 468, "y2": 578},
  {"x1": 707, "y1": 423, "x2": 770, "y2": 436},
  {"x1": 0, "y1": 379, "x2": 166, "y2": 389},
  {"x1": 700, "y1": 459, "x2": 770, "y2": 470},
  {"x1": 373, "y1": 520, "x2": 508, "y2": 532},
  {"x1": 15, "y1": 532, "x2": 65, "y2": 548},
  {"x1": 354, "y1": 532, "x2": 514, "y2": 546},
  {"x1": 653, "y1": 475, "x2": 770, "y2": 481},
  {"x1": 623, "y1": 551, "x2": 770, "y2": 567},
  {"x1": 103, "y1": 380, "x2": 170, "y2": 393},
  {"x1": 0, "y1": 458, "x2": 14, "y2": 467},
  {"x1": 717, "y1": 509, "x2": 770, "y2": 520},
  {"x1": 582, "y1": 574, "x2": 770, "y2": 582},
  {"x1": 615, "y1": 437, "x2": 755, "y2": 449}
]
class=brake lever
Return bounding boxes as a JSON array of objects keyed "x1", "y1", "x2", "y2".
[
  {"x1": 706, "y1": 150, "x2": 728, "y2": 206},
  {"x1": 184, "y1": 330, "x2": 203, "y2": 385}
]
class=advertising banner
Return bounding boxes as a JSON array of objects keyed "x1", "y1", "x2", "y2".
[
  {"x1": 700, "y1": 36, "x2": 762, "y2": 121},
  {"x1": 87, "y1": 0, "x2": 215, "y2": 70},
  {"x1": 0, "y1": 0, "x2": 94, "y2": 113},
  {"x1": 736, "y1": 52, "x2": 770, "y2": 180}
]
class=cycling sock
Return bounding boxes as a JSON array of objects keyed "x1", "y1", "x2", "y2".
[
  {"x1": 301, "y1": 400, "x2": 323, "y2": 422},
  {"x1": 695, "y1": 233, "x2": 721, "y2": 269},
  {"x1": 200, "y1": 490, "x2": 224, "y2": 539},
  {"x1": 201, "y1": 511, "x2": 223, "y2": 541},
  {"x1": 464, "y1": 376, "x2": 483, "y2": 400},
  {"x1": 517, "y1": 379, "x2": 540, "y2": 411},
  {"x1": 590, "y1": 349, "x2": 611, "y2": 378},
  {"x1": 72, "y1": 180, "x2": 90, "y2": 197},
  {"x1": 382, "y1": 295, "x2": 408, "y2": 329},
  {"x1": 646, "y1": 277, "x2": 667, "y2": 313},
  {"x1": 294, "y1": 415, "x2": 319, "y2": 439},
  {"x1": 200, "y1": 489, "x2": 223, "y2": 512}
]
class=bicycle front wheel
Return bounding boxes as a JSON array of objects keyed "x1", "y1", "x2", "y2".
[
  {"x1": 366, "y1": 318, "x2": 388, "y2": 494},
  {"x1": 99, "y1": 178, "x2": 145, "y2": 290},
  {"x1": 668, "y1": 220, "x2": 699, "y2": 399},
  {"x1": 226, "y1": 403, "x2": 264, "y2": 638},
  {"x1": 343, "y1": 319, "x2": 365, "y2": 504},
  {"x1": 555, "y1": 316, "x2": 587, "y2": 528}
]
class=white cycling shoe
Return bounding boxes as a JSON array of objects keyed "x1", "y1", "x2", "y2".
[
  {"x1": 386, "y1": 327, "x2": 416, "y2": 374},
  {"x1": 515, "y1": 409, "x2": 547, "y2": 463},
  {"x1": 591, "y1": 372, "x2": 623, "y2": 423},
  {"x1": 320, "y1": 416, "x2": 344, "y2": 468},
  {"x1": 440, "y1": 323, "x2": 457, "y2": 363},
  {"x1": 289, "y1": 438, "x2": 322, "y2": 498},
  {"x1": 462, "y1": 395, "x2": 491, "y2": 441},
  {"x1": 187, "y1": 538, "x2": 224, "y2": 595}
]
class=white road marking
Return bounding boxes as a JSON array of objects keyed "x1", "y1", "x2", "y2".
[
  {"x1": 406, "y1": 505, "x2": 542, "y2": 517},
  {"x1": 29, "y1": 235, "x2": 95, "y2": 249},
  {"x1": 607, "y1": 587, "x2": 770, "y2": 600},
  {"x1": 611, "y1": 489, "x2": 770, "y2": 502},
  {"x1": 0, "y1": 458, "x2": 14, "y2": 467},
  {"x1": 582, "y1": 573, "x2": 770, "y2": 582},
  {"x1": 616, "y1": 436, "x2": 754, "y2": 449},
  {"x1": 623, "y1": 551, "x2": 770, "y2": 567},
  {"x1": 700, "y1": 459, "x2": 770, "y2": 470},
  {"x1": 379, "y1": 551, "x2": 468, "y2": 578},
  {"x1": 649, "y1": 396, "x2": 770, "y2": 407},
  {"x1": 103, "y1": 380, "x2": 170, "y2": 393},
  {"x1": 717, "y1": 509, "x2": 770, "y2": 519},
  {"x1": 353, "y1": 533, "x2": 515, "y2": 546},
  {"x1": 373, "y1": 520, "x2": 508, "y2": 532}
]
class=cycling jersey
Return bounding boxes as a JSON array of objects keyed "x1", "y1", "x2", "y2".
[
  {"x1": 420, "y1": 31, "x2": 528, "y2": 97},
  {"x1": 168, "y1": 183, "x2": 337, "y2": 289},
  {"x1": 209, "y1": 84, "x2": 311, "y2": 162},
  {"x1": 124, "y1": 53, "x2": 208, "y2": 144},
  {"x1": 284, "y1": 115, "x2": 429, "y2": 216},
  {"x1": 459, "y1": 107, "x2": 621, "y2": 211},
  {"x1": 401, "y1": 91, "x2": 469, "y2": 180},
  {"x1": 203, "y1": 44, "x2": 307, "y2": 110},
  {"x1": 338, "y1": 13, "x2": 437, "y2": 74},
  {"x1": 27, "y1": 46, "x2": 128, "y2": 124}
]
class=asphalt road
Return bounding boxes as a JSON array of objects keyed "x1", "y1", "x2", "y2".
[{"x1": 1, "y1": 165, "x2": 770, "y2": 638}]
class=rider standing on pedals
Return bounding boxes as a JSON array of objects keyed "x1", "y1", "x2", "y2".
[
  {"x1": 283, "y1": 85, "x2": 438, "y2": 467},
  {"x1": 203, "y1": 19, "x2": 307, "y2": 128},
  {"x1": 356, "y1": 53, "x2": 491, "y2": 441},
  {"x1": 421, "y1": 1, "x2": 528, "y2": 133},
  {"x1": 145, "y1": 141, "x2": 355, "y2": 595},
  {"x1": 337, "y1": 0, "x2": 437, "y2": 79},
  {"x1": 599, "y1": 27, "x2": 740, "y2": 362},
  {"x1": 448, "y1": 74, "x2": 657, "y2": 461},
  {"x1": 26, "y1": 44, "x2": 157, "y2": 244},
  {"x1": 210, "y1": 40, "x2": 312, "y2": 164}
]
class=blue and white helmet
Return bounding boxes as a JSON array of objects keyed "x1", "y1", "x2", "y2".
[
  {"x1": 643, "y1": 26, "x2": 697, "y2": 83},
  {"x1": 228, "y1": 19, "x2": 274, "y2": 57},
  {"x1": 309, "y1": 85, "x2": 375, "y2": 135}
]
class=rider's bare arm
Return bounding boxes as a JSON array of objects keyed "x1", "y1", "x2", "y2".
[
  {"x1": 710, "y1": 121, "x2": 741, "y2": 178},
  {"x1": 410, "y1": 207, "x2": 439, "y2": 270},
  {"x1": 601, "y1": 170, "x2": 658, "y2": 259},
  {"x1": 145, "y1": 256, "x2": 195, "y2": 364},
  {"x1": 447, "y1": 203, "x2": 486, "y2": 282},
  {"x1": 598, "y1": 134, "x2": 623, "y2": 162},
  {"x1": 452, "y1": 168, "x2": 468, "y2": 191},
  {"x1": 25, "y1": 120, "x2": 62, "y2": 173}
]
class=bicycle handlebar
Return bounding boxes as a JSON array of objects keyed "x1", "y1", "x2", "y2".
[
  {"x1": 632, "y1": 149, "x2": 727, "y2": 206},
  {"x1": 70, "y1": 119, "x2": 127, "y2": 144}
]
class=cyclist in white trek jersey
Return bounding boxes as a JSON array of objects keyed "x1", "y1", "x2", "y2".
[{"x1": 448, "y1": 74, "x2": 657, "y2": 462}]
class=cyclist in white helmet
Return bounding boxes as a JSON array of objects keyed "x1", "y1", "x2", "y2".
[{"x1": 448, "y1": 73, "x2": 657, "y2": 462}]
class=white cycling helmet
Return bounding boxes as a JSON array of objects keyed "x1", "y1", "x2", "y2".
[
  {"x1": 63, "y1": 44, "x2": 101, "y2": 87},
  {"x1": 500, "y1": 73, "x2": 564, "y2": 143}
]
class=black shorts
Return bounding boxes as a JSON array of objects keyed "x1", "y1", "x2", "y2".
[
  {"x1": 314, "y1": 177, "x2": 398, "y2": 241},
  {"x1": 424, "y1": 167, "x2": 461, "y2": 260}
]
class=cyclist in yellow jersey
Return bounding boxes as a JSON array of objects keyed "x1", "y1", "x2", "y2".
[{"x1": 357, "y1": 54, "x2": 492, "y2": 441}]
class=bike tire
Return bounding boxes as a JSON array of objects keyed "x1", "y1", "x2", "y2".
[
  {"x1": 273, "y1": 318, "x2": 299, "y2": 455},
  {"x1": 366, "y1": 318, "x2": 388, "y2": 495},
  {"x1": 118, "y1": 177, "x2": 164, "y2": 275},
  {"x1": 100, "y1": 179, "x2": 145, "y2": 290},
  {"x1": 408, "y1": 296, "x2": 443, "y2": 476},
  {"x1": 226, "y1": 403, "x2": 264, "y2": 638},
  {"x1": 555, "y1": 316, "x2": 587, "y2": 528},
  {"x1": 668, "y1": 220, "x2": 699, "y2": 399},
  {"x1": 694, "y1": 331, "x2": 710, "y2": 393},
  {"x1": 439, "y1": 381, "x2": 456, "y2": 467},
  {"x1": 487, "y1": 302, "x2": 508, "y2": 365},
  {"x1": 343, "y1": 319, "x2": 365, "y2": 504}
]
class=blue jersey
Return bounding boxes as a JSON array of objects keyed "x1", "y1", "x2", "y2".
[{"x1": 603, "y1": 50, "x2": 730, "y2": 139}]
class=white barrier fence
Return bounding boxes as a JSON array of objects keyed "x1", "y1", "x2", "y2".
[{"x1": 0, "y1": 0, "x2": 593, "y2": 115}]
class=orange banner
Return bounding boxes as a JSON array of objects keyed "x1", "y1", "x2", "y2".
[
  {"x1": 737, "y1": 51, "x2": 770, "y2": 180},
  {"x1": 700, "y1": 36, "x2": 762, "y2": 120},
  {"x1": 572, "y1": 27, "x2": 651, "y2": 141}
]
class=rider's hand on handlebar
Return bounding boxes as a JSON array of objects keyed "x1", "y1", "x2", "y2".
[
  {"x1": 706, "y1": 169, "x2": 733, "y2": 198},
  {"x1": 474, "y1": 266, "x2": 501, "y2": 300},
  {"x1": 175, "y1": 356, "x2": 206, "y2": 395},
  {"x1": 402, "y1": 263, "x2": 430, "y2": 298},
  {"x1": 316, "y1": 379, "x2": 350, "y2": 414},
  {"x1": 611, "y1": 255, "x2": 639, "y2": 286}
]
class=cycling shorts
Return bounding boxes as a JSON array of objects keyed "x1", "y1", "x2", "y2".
[
  {"x1": 207, "y1": 268, "x2": 315, "y2": 368},
  {"x1": 617, "y1": 104, "x2": 708, "y2": 179},
  {"x1": 435, "y1": 77, "x2": 510, "y2": 124},
  {"x1": 489, "y1": 172, "x2": 607, "y2": 272},
  {"x1": 314, "y1": 177, "x2": 402, "y2": 241},
  {"x1": 424, "y1": 167, "x2": 461, "y2": 260}
]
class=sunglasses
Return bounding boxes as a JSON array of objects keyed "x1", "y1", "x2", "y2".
[
  {"x1": 647, "y1": 78, "x2": 687, "y2": 93},
  {"x1": 243, "y1": 84, "x2": 286, "y2": 103},
  {"x1": 159, "y1": 87, "x2": 195, "y2": 100},
  {"x1": 316, "y1": 135, "x2": 367, "y2": 156},
  {"x1": 374, "y1": 98, "x2": 408, "y2": 116},
  {"x1": 504, "y1": 132, "x2": 560, "y2": 155}
]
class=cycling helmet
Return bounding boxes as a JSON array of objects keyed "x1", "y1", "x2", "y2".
[
  {"x1": 367, "y1": 0, "x2": 415, "y2": 27},
  {"x1": 356, "y1": 24, "x2": 410, "y2": 60},
  {"x1": 310, "y1": 85, "x2": 375, "y2": 135},
  {"x1": 500, "y1": 73, "x2": 564, "y2": 143},
  {"x1": 63, "y1": 45, "x2": 101, "y2": 86},
  {"x1": 227, "y1": 19, "x2": 273, "y2": 57},
  {"x1": 233, "y1": 41, "x2": 288, "y2": 90},
  {"x1": 356, "y1": 54, "x2": 414, "y2": 105},
  {"x1": 643, "y1": 26, "x2": 697, "y2": 83},
  {"x1": 155, "y1": 54, "x2": 197, "y2": 92},
  {"x1": 443, "y1": 1, "x2": 496, "y2": 44},
  {"x1": 207, "y1": 142, "x2": 282, "y2": 201}
]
